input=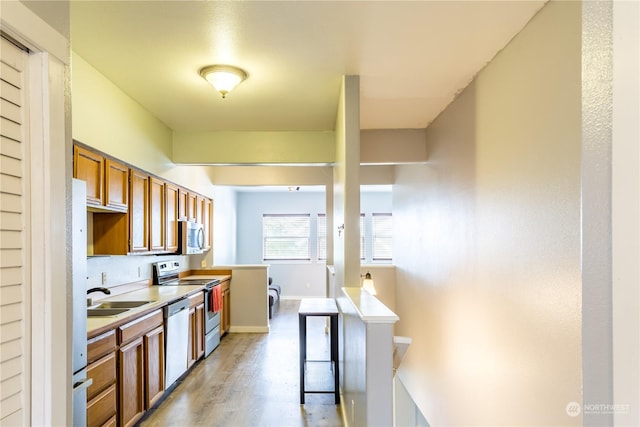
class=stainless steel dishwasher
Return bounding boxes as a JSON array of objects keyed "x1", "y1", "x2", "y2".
[{"x1": 164, "y1": 297, "x2": 189, "y2": 388}]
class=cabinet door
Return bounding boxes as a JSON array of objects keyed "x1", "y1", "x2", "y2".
[
  {"x1": 149, "y1": 177, "x2": 166, "y2": 252},
  {"x1": 87, "y1": 351, "x2": 116, "y2": 401},
  {"x1": 196, "y1": 196, "x2": 205, "y2": 225},
  {"x1": 178, "y1": 188, "x2": 188, "y2": 221},
  {"x1": 221, "y1": 281, "x2": 231, "y2": 335},
  {"x1": 87, "y1": 351, "x2": 116, "y2": 427},
  {"x1": 187, "y1": 306, "x2": 196, "y2": 369},
  {"x1": 165, "y1": 183, "x2": 179, "y2": 252},
  {"x1": 104, "y1": 159, "x2": 128, "y2": 212},
  {"x1": 129, "y1": 170, "x2": 149, "y2": 253},
  {"x1": 73, "y1": 145, "x2": 103, "y2": 207},
  {"x1": 203, "y1": 198, "x2": 212, "y2": 250},
  {"x1": 144, "y1": 325, "x2": 165, "y2": 409},
  {"x1": 187, "y1": 192, "x2": 197, "y2": 221},
  {"x1": 195, "y1": 303, "x2": 205, "y2": 360},
  {"x1": 87, "y1": 383, "x2": 116, "y2": 427},
  {"x1": 118, "y1": 337, "x2": 145, "y2": 427}
]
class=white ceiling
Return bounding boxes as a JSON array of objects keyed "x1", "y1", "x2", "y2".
[{"x1": 69, "y1": 1, "x2": 546, "y2": 133}]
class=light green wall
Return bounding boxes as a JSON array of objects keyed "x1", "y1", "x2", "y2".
[
  {"x1": 172, "y1": 130, "x2": 335, "y2": 164},
  {"x1": 71, "y1": 52, "x2": 213, "y2": 196}
]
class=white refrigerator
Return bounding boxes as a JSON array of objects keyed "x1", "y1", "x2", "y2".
[{"x1": 72, "y1": 179, "x2": 91, "y2": 426}]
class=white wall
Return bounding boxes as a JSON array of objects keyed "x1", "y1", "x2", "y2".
[
  {"x1": 393, "y1": 2, "x2": 583, "y2": 425},
  {"x1": 236, "y1": 190, "x2": 326, "y2": 297},
  {"x1": 612, "y1": 1, "x2": 640, "y2": 425},
  {"x1": 211, "y1": 186, "x2": 238, "y2": 266},
  {"x1": 235, "y1": 190, "x2": 391, "y2": 298}
]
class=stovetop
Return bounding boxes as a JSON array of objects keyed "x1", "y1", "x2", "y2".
[{"x1": 153, "y1": 260, "x2": 219, "y2": 288}]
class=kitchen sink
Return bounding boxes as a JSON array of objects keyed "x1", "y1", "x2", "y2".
[
  {"x1": 93, "y1": 300, "x2": 153, "y2": 309},
  {"x1": 87, "y1": 301, "x2": 154, "y2": 317},
  {"x1": 87, "y1": 308, "x2": 130, "y2": 317}
]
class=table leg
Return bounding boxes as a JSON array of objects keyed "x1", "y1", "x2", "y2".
[
  {"x1": 299, "y1": 313, "x2": 306, "y2": 404},
  {"x1": 331, "y1": 313, "x2": 340, "y2": 404}
]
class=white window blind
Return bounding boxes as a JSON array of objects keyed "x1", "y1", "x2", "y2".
[
  {"x1": 372, "y1": 213, "x2": 393, "y2": 261},
  {"x1": 359, "y1": 214, "x2": 365, "y2": 260},
  {"x1": 263, "y1": 214, "x2": 310, "y2": 260},
  {"x1": 318, "y1": 214, "x2": 365, "y2": 260},
  {"x1": 317, "y1": 214, "x2": 326, "y2": 260}
]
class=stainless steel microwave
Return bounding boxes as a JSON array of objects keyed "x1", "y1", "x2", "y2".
[{"x1": 179, "y1": 220, "x2": 204, "y2": 254}]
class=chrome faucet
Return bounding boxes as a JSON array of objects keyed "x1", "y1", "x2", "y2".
[
  {"x1": 87, "y1": 287, "x2": 111, "y2": 296},
  {"x1": 87, "y1": 287, "x2": 110, "y2": 306}
]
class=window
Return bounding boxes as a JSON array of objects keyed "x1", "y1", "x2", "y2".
[
  {"x1": 317, "y1": 213, "x2": 367, "y2": 260},
  {"x1": 263, "y1": 214, "x2": 310, "y2": 260},
  {"x1": 372, "y1": 213, "x2": 393, "y2": 261},
  {"x1": 317, "y1": 214, "x2": 327, "y2": 260},
  {"x1": 359, "y1": 214, "x2": 365, "y2": 260}
]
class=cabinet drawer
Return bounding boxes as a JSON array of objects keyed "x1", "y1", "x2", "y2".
[
  {"x1": 118, "y1": 310, "x2": 163, "y2": 344},
  {"x1": 221, "y1": 279, "x2": 230, "y2": 292},
  {"x1": 102, "y1": 415, "x2": 117, "y2": 427},
  {"x1": 87, "y1": 352, "x2": 116, "y2": 401},
  {"x1": 87, "y1": 383, "x2": 116, "y2": 427},
  {"x1": 189, "y1": 291, "x2": 204, "y2": 308},
  {"x1": 87, "y1": 330, "x2": 117, "y2": 363}
]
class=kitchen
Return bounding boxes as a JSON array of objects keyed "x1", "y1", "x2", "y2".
[
  {"x1": 68, "y1": 142, "x2": 269, "y2": 425},
  {"x1": 70, "y1": 139, "x2": 272, "y2": 425}
]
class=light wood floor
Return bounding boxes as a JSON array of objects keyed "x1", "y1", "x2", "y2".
[{"x1": 139, "y1": 300, "x2": 344, "y2": 427}]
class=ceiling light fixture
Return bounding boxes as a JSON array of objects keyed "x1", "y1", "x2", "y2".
[{"x1": 199, "y1": 65, "x2": 248, "y2": 99}]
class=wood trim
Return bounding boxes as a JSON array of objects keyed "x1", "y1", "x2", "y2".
[
  {"x1": 188, "y1": 291, "x2": 204, "y2": 308},
  {"x1": 87, "y1": 383, "x2": 116, "y2": 427},
  {"x1": 87, "y1": 330, "x2": 117, "y2": 363},
  {"x1": 118, "y1": 337, "x2": 145, "y2": 427},
  {"x1": 118, "y1": 310, "x2": 163, "y2": 345},
  {"x1": 87, "y1": 352, "x2": 116, "y2": 401},
  {"x1": 144, "y1": 325, "x2": 165, "y2": 409},
  {"x1": 189, "y1": 269, "x2": 232, "y2": 276}
]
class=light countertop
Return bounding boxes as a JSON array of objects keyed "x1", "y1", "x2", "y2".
[{"x1": 87, "y1": 274, "x2": 230, "y2": 338}]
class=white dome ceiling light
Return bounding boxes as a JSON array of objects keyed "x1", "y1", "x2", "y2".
[{"x1": 199, "y1": 65, "x2": 248, "y2": 99}]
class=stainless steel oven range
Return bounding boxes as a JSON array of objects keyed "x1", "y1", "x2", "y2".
[{"x1": 153, "y1": 261, "x2": 222, "y2": 363}]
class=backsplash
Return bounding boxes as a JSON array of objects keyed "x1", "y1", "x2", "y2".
[{"x1": 86, "y1": 254, "x2": 189, "y2": 290}]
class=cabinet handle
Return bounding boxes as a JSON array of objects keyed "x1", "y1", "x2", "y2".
[{"x1": 73, "y1": 377, "x2": 93, "y2": 390}]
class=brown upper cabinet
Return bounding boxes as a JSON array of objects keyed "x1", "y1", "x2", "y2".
[
  {"x1": 129, "y1": 169, "x2": 150, "y2": 253},
  {"x1": 178, "y1": 188, "x2": 189, "y2": 221},
  {"x1": 75, "y1": 143, "x2": 213, "y2": 256},
  {"x1": 149, "y1": 177, "x2": 166, "y2": 252},
  {"x1": 165, "y1": 183, "x2": 180, "y2": 253},
  {"x1": 187, "y1": 192, "x2": 198, "y2": 222},
  {"x1": 202, "y1": 198, "x2": 212, "y2": 250},
  {"x1": 74, "y1": 145, "x2": 129, "y2": 213}
]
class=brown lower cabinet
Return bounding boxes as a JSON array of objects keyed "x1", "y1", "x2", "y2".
[
  {"x1": 89, "y1": 293, "x2": 219, "y2": 425},
  {"x1": 87, "y1": 330, "x2": 117, "y2": 427},
  {"x1": 220, "y1": 279, "x2": 231, "y2": 335},
  {"x1": 117, "y1": 309, "x2": 165, "y2": 427},
  {"x1": 187, "y1": 292, "x2": 205, "y2": 369},
  {"x1": 118, "y1": 336, "x2": 145, "y2": 427}
]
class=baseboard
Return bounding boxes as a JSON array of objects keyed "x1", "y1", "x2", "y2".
[
  {"x1": 228, "y1": 325, "x2": 270, "y2": 333},
  {"x1": 339, "y1": 388, "x2": 349, "y2": 427}
]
